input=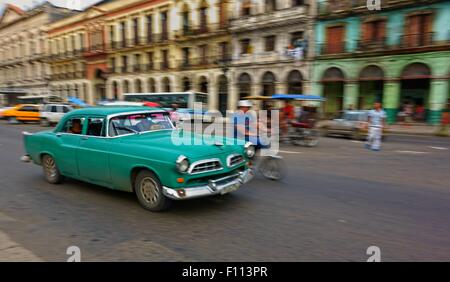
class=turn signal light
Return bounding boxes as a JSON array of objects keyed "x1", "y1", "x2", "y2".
[
  {"x1": 177, "y1": 178, "x2": 185, "y2": 183},
  {"x1": 177, "y1": 189, "x2": 186, "y2": 197}
]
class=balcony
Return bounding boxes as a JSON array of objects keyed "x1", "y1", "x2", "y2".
[
  {"x1": 316, "y1": 32, "x2": 450, "y2": 57},
  {"x1": 177, "y1": 55, "x2": 229, "y2": 70},
  {"x1": 175, "y1": 23, "x2": 228, "y2": 40},
  {"x1": 317, "y1": 0, "x2": 443, "y2": 19},
  {"x1": 229, "y1": 5, "x2": 308, "y2": 32}
]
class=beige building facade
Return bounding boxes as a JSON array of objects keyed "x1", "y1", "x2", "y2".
[{"x1": 0, "y1": 3, "x2": 77, "y2": 106}]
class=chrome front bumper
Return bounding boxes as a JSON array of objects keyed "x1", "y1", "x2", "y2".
[{"x1": 163, "y1": 169, "x2": 254, "y2": 200}]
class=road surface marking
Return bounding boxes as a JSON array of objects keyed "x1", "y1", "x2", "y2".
[
  {"x1": 395, "y1": 151, "x2": 429, "y2": 155},
  {"x1": 278, "y1": 150, "x2": 303, "y2": 155},
  {"x1": 351, "y1": 141, "x2": 363, "y2": 144},
  {"x1": 428, "y1": 146, "x2": 448, "y2": 151},
  {"x1": 0, "y1": 231, "x2": 43, "y2": 262}
]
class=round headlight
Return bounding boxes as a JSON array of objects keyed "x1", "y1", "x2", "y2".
[
  {"x1": 244, "y1": 142, "x2": 256, "y2": 159},
  {"x1": 176, "y1": 155, "x2": 190, "y2": 173}
]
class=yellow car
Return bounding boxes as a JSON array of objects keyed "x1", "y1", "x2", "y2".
[{"x1": 2, "y1": 104, "x2": 41, "y2": 123}]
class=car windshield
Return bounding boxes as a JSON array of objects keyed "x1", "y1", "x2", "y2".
[{"x1": 109, "y1": 112, "x2": 174, "y2": 137}]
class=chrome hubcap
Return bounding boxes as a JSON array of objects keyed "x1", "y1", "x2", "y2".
[
  {"x1": 140, "y1": 177, "x2": 160, "y2": 205},
  {"x1": 44, "y1": 157, "x2": 57, "y2": 179}
]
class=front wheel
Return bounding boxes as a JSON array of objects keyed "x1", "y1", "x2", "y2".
[
  {"x1": 259, "y1": 157, "x2": 287, "y2": 181},
  {"x1": 42, "y1": 154, "x2": 64, "y2": 184},
  {"x1": 134, "y1": 170, "x2": 171, "y2": 212}
]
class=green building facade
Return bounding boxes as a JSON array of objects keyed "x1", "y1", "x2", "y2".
[{"x1": 313, "y1": 0, "x2": 450, "y2": 124}]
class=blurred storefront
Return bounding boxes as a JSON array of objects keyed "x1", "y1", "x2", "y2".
[{"x1": 313, "y1": 0, "x2": 450, "y2": 124}]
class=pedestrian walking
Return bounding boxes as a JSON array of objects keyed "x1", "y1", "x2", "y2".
[{"x1": 366, "y1": 102, "x2": 386, "y2": 151}]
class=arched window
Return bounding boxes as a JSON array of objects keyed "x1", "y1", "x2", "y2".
[
  {"x1": 360, "y1": 65, "x2": 385, "y2": 81},
  {"x1": 182, "y1": 77, "x2": 191, "y2": 91},
  {"x1": 241, "y1": 0, "x2": 252, "y2": 17},
  {"x1": 287, "y1": 70, "x2": 303, "y2": 94},
  {"x1": 198, "y1": 76, "x2": 208, "y2": 93},
  {"x1": 262, "y1": 71, "x2": 276, "y2": 96},
  {"x1": 162, "y1": 77, "x2": 171, "y2": 92},
  {"x1": 265, "y1": 0, "x2": 277, "y2": 12},
  {"x1": 322, "y1": 67, "x2": 345, "y2": 82},
  {"x1": 148, "y1": 78, "x2": 156, "y2": 93},
  {"x1": 181, "y1": 4, "x2": 190, "y2": 35},
  {"x1": 401, "y1": 63, "x2": 432, "y2": 79},
  {"x1": 238, "y1": 73, "x2": 252, "y2": 99},
  {"x1": 199, "y1": 0, "x2": 209, "y2": 32},
  {"x1": 123, "y1": 80, "x2": 130, "y2": 93},
  {"x1": 112, "y1": 81, "x2": 119, "y2": 100},
  {"x1": 135, "y1": 79, "x2": 143, "y2": 93}
]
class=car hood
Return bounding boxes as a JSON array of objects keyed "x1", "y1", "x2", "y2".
[{"x1": 118, "y1": 130, "x2": 240, "y2": 160}]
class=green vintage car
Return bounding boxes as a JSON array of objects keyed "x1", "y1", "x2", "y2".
[{"x1": 21, "y1": 107, "x2": 255, "y2": 211}]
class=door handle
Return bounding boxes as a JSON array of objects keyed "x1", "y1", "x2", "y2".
[{"x1": 81, "y1": 136, "x2": 89, "y2": 140}]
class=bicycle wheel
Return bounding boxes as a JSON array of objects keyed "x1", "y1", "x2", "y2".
[
  {"x1": 259, "y1": 156, "x2": 287, "y2": 181},
  {"x1": 304, "y1": 130, "x2": 320, "y2": 147}
]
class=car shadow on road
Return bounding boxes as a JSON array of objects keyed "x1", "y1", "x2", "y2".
[{"x1": 57, "y1": 177, "x2": 243, "y2": 216}]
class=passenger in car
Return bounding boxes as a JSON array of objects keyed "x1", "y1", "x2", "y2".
[{"x1": 70, "y1": 119, "x2": 82, "y2": 134}]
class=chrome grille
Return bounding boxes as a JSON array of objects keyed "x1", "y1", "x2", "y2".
[
  {"x1": 189, "y1": 159, "x2": 223, "y2": 174},
  {"x1": 227, "y1": 154, "x2": 245, "y2": 167}
]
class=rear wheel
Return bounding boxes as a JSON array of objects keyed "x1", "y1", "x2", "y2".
[
  {"x1": 42, "y1": 154, "x2": 64, "y2": 184},
  {"x1": 134, "y1": 170, "x2": 171, "y2": 212}
]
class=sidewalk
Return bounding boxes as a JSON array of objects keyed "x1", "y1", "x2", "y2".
[{"x1": 386, "y1": 124, "x2": 447, "y2": 136}]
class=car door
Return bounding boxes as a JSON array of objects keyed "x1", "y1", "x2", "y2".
[
  {"x1": 77, "y1": 117, "x2": 112, "y2": 186},
  {"x1": 53, "y1": 117, "x2": 85, "y2": 177}
]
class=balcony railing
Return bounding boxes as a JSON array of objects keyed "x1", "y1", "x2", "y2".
[
  {"x1": 318, "y1": 0, "x2": 441, "y2": 17},
  {"x1": 400, "y1": 33, "x2": 435, "y2": 48},
  {"x1": 177, "y1": 55, "x2": 229, "y2": 70},
  {"x1": 317, "y1": 32, "x2": 449, "y2": 56}
]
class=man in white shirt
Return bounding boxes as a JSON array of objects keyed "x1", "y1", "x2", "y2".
[{"x1": 366, "y1": 102, "x2": 386, "y2": 151}]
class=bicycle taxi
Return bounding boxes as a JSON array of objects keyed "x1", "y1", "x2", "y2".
[{"x1": 245, "y1": 94, "x2": 326, "y2": 147}]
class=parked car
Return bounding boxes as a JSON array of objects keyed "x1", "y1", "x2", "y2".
[
  {"x1": 2, "y1": 104, "x2": 41, "y2": 123},
  {"x1": 321, "y1": 111, "x2": 370, "y2": 140},
  {"x1": 40, "y1": 104, "x2": 74, "y2": 127},
  {"x1": 21, "y1": 107, "x2": 254, "y2": 212}
]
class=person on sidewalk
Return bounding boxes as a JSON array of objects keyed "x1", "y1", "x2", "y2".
[{"x1": 366, "y1": 102, "x2": 386, "y2": 151}]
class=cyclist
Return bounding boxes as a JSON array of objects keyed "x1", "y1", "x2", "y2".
[{"x1": 232, "y1": 100, "x2": 270, "y2": 149}]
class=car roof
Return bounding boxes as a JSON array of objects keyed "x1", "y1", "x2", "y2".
[{"x1": 66, "y1": 106, "x2": 163, "y2": 117}]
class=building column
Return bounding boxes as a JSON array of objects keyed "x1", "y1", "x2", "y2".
[
  {"x1": 428, "y1": 78, "x2": 449, "y2": 125},
  {"x1": 228, "y1": 83, "x2": 238, "y2": 112},
  {"x1": 106, "y1": 80, "x2": 113, "y2": 100},
  {"x1": 78, "y1": 83, "x2": 85, "y2": 101},
  {"x1": 383, "y1": 80, "x2": 401, "y2": 124},
  {"x1": 275, "y1": 82, "x2": 286, "y2": 94},
  {"x1": 343, "y1": 81, "x2": 358, "y2": 110},
  {"x1": 209, "y1": 75, "x2": 218, "y2": 112},
  {"x1": 86, "y1": 82, "x2": 95, "y2": 105}
]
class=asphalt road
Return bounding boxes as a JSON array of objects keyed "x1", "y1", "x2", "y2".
[{"x1": 0, "y1": 121, "x2": 449, "y2": 262}]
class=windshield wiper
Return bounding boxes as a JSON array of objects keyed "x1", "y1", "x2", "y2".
[{"x1": 114, "y1": 125, "x2": 140, "y2": 134}]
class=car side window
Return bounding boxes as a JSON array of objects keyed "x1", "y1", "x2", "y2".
[
  {"x1": 63, "y1": 106, "x2": 71, "y2": 113},
  {"x1": 61, "y1": 118, "x2": 85, "y2": 135},
  {"x1": 19, "y1": 106, "x2": 32, "y2": 112},
  {"x1": 86, "y1": 118, "x2": 105, "y2": 137},
  {"x1": 51, "y1": 106, "x2": 58, "y2": 113}
]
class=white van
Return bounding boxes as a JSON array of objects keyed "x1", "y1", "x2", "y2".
[{"x1": 40, "y1": 104, "x2": 73, "y2": 126}]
